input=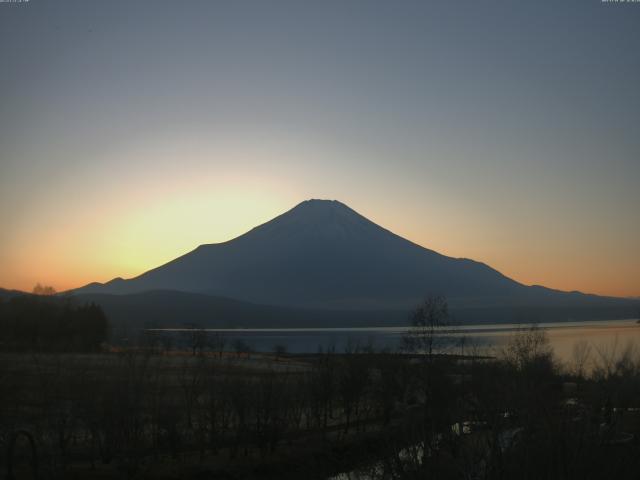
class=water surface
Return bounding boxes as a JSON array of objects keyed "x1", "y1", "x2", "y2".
[{"x1": 152, "y1": 318, "x2": 640, "y2": 366}]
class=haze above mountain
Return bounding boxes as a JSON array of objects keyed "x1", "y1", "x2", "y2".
[{"x1": 73, "y1": 199, "x2": 626, "y2": 313}]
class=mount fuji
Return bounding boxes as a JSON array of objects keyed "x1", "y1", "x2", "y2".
[{"x1": 71, "y1": 199, "x2": 637, "y2": 325}]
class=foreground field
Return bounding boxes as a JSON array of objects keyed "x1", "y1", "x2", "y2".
[{"x1": 3, "y1": 331, "x2": 640, "y2": 479}]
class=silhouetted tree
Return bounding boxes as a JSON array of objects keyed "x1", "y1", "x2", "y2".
[
  {"x1": 0, "y1": 296, "x2": 108, "y2": 352},
  {"x1": 232, "y1": 339, "x2": 252, "y2": 358},
  {"x1": 402, "y1": 295, "x2": 449, "y2": 356},
  {"x1": 273, "y1": 344, "x2": 287, "y2": 360},
  {"x1": 32, "y1": 283, "x2": 57, "y2": 296}
]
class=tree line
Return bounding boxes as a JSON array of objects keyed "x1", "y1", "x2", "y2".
[{"x1": 0, "y1": 292, "x2": 109, "y2": 352}]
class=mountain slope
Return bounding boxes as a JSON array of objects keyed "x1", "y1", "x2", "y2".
[
  {"x1": 72, "y1": 199, "x2": 631, "y2": 313},
  {"x1": 0, "y1": 287, "x2": 29, "y2": 300}
]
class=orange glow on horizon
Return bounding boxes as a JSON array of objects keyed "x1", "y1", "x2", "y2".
[
  {"x1": 1, "y1": 139, "x2": 637, "y2": 299},
  {"x1": 1, "y1": 194, "x2": 638, "y2": 298}
]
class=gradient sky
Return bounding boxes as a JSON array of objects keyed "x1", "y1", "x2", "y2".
[{"x1": 1, "y1": 0, "x2": 638, "y2": 297}]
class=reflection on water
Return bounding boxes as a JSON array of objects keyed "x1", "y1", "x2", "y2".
[{"x1": 152, "y1": 318, "x2": 640, "y2": 367}]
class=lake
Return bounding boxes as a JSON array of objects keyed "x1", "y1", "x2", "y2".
[{"x1": 152, "y1": 318, "x2": 640, "y2": 368}]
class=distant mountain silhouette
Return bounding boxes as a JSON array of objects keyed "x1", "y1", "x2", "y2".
[
  {"x1": 72, "y1": 290, "x2": 404, "y2": 329},
  {"x1": 0, "y1": 287, "x2": 28, "y2": 300},
  {"x1": 71, "y1": 290, "x2": 639, "y2": 330},
  {"x1": 3, "y1": 282, "x2": 629, "y2": 328},
  {"x1": 71, "y1": 199, "x2": 635, "y2": 319}
]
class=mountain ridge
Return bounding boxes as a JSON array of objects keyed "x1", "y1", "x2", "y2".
[
  {"x1": 70, "y1": 199, "x2": 633, "y2": 318},
  {"x1": 2, "y1": 285, "x2": 637, "y2": 328}
]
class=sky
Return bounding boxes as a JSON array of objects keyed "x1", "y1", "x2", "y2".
[{"x1": 0, "y1": 0, "x2": 638, "y2": 297}]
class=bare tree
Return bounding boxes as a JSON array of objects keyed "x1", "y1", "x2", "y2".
[
  {"x1": 501, "y1": 325, "x2": 553, "y2": 371},
  {"x1": 209, "y1": 333, "x2": 227, "y2": 358},
  {"x1": 232, "y1": 339, "x2": 252, "y2": 359},
  {"x1": 159, "y1": 332, "x2": 174, "y2": 354},
  {"x1": 182, "y1": 328, "x2": 209, "y2": 356},
  {"x1": 402, "y1": 295, "x2": 449, "y2": 357},
  {"x1": 571, "y1": 340, "x2": 592, "y2": 378},
  {"x1": 273, "y1": 344, "x2": 287, "y2": 361}
]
